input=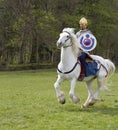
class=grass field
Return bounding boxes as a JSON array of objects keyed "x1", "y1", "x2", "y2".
[{"x1": 0, "y1": 69, "x2": 118, "y2": 130}]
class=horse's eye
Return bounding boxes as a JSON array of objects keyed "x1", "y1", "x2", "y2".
[{"x1": 67, "y1": 35, "x2": 70, "y2": 38}]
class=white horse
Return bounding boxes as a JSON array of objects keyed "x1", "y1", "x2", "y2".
[{"x1": 54, "y1": 28, "x2": 115, "y2": 108}]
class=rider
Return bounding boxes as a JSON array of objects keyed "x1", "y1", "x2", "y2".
[
  {"x1": 76, "y1": 17, "x2": 97, "y2": 80},
  {"x1": 76, "y1": 17, "x2": 91, "y2": 38}
]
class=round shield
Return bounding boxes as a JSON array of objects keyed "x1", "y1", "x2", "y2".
[{"x1": 78, "y1": 33, "x2": 97, "y2": 51}]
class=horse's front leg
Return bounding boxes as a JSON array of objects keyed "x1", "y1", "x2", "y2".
[
  {"x1": 54, "y1": 75, "x2": 65, "y2": 104},
  {"x1": 69, "y1": 78, "x2": 80, "y2": 104}
]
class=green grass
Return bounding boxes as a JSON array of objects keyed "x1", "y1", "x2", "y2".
[{"x1": 0, "y1": 69, "x2": 118, "y2": 130}]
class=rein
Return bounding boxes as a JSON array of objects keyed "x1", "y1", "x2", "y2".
[
  {"x1": 57, "y1": 62, "x2": 79, "y2": 74},
  {"x1": 57, "y1": 30, "x2": 79, "y2": 74}
]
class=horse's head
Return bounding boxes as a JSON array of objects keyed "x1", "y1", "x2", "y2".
[
  {"x1": 56, "y1": 28, "x2": 80, "y2": 57},
  {"x1": 56, "y1": 28, "x2": 75, "y2": 48}
]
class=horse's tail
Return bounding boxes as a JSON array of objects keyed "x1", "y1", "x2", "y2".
[
  {"x1": 105, "y1": 59, "x2": 115, "y2": 78},
  {"x1": 102, "y1": 59, "x2": 115, "y2": 90}
]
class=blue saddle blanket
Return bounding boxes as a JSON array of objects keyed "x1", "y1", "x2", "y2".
[{"x1": 85, "y1": 61, "x2": 98, "y2": 77}]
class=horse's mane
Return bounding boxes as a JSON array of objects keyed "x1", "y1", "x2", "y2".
[
  {"x1": 63, "y1": 28, "x2": 75, "y2": 34},
  {"x1": 62, "y1": 28, "x2": 80, "y2": 57}
]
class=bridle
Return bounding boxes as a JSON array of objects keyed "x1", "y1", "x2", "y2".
[
  {"x1": 62, "y1": 31, "x2": 72, "y2": 48},
  {"x1": 57, "y1": 30, "x2": 80, "y2": 74}
]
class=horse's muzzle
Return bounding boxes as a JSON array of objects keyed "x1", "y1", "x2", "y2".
[{"x1": 57, "y1": 41, "x2": 63, "y2": 47}]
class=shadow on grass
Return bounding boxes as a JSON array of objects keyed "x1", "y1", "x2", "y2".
[
  {"x1": 61, "y1": 104, "x2": 118, "y2": 116},
  {"x1": 80, "y1": 105, "x2": 118, "y2": 116}
]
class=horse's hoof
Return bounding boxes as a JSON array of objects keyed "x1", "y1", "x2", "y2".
[
  {"x1": 58, "y1": 95, "x2": 66, "y2": 104},
  {"x1": 72, "y1": 96, "x2": 80, "y2": 104},
  {"x1": 88, "y1": 98, "x2": 98, "y2": 106},
  {"x1": 81, "y1": 103, "x2": 91, "y2": 108},
  {"x1": 81, "y1": 104, "x2": 87, "y2": 108},
  {"x1": 58, "y1": 98, "x2": 66, "y2": 104},
  {"x1": 88, "y1": 102, "x2": 95, "y2": 106}
]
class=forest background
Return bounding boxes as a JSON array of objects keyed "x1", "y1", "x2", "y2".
[{"x1": 0, "y1": 0, "x2": 118, "y2": 69}]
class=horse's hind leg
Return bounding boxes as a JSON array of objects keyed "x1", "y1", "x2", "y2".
[
  {"x1": 82, "y1": 80, "x2": 96, "y2": 108},
  {"x1": 69, "y1": 78, "x2": 80, "y2": 104},
  {"x1": 94, "y1": 77, "x2": 106, "y2": 100},
  {"x1": 54, "y1": 75, "x2": 65, "y2": 104}
]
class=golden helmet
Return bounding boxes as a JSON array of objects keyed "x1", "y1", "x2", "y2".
[{"x1": 79, "y1": 17, "x2": 88, "y2": 28}]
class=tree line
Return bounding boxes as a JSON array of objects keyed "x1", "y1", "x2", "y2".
[{"x1": 0, "y1": 0, "x2": 118, "y2": 68}]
